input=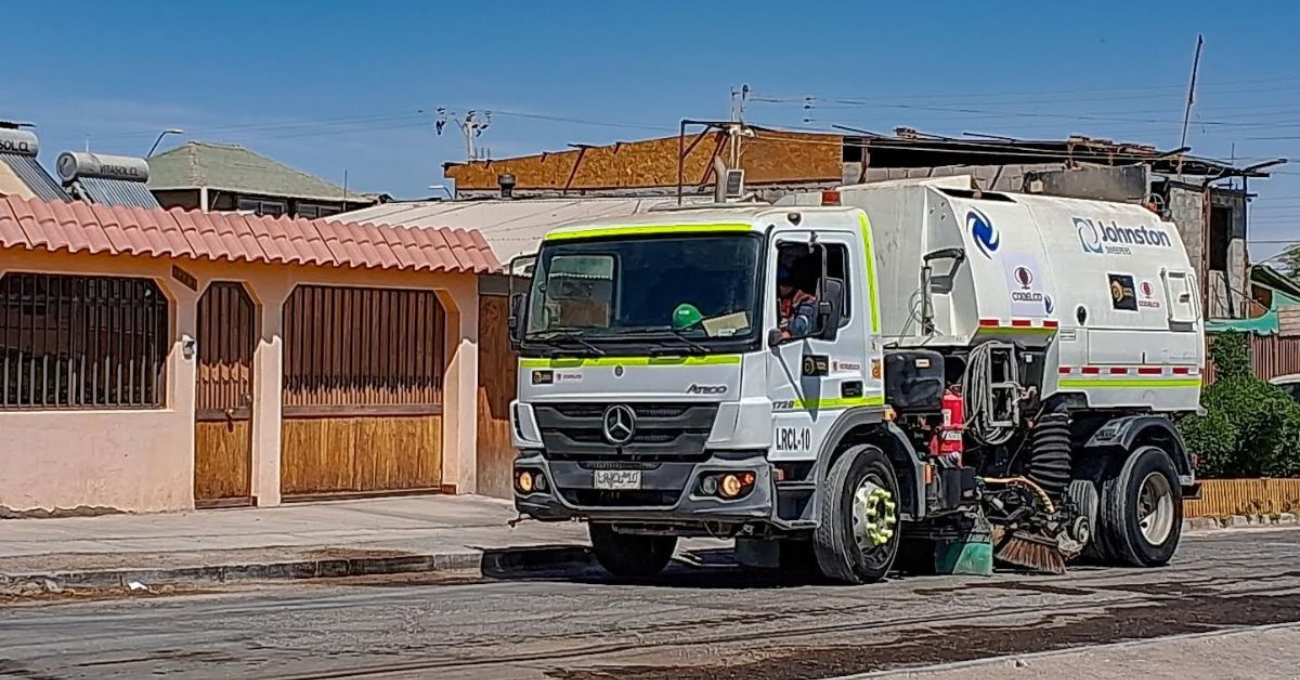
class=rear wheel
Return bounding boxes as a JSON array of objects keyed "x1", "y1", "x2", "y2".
[
  {"x1": 814, "y1": 445, "x2": 902, "y2": 584},
  {"x1": 588, "y1": 523, "x2": 677, "y2": 579},
  {"x1": 1067, "y1": 479, "x2": 1100, "y2": 560},
  {"x1": 1095, "y1": 445, "x2": 1183, "y2": 567}
]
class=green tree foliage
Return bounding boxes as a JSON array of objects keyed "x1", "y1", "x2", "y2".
[
  {"x1": 1179, "y1": 331, "x2": 1300, "y2": 478},
  {"x1": 1279, "y1": 246, "x2": 1300, "y2": 280}
]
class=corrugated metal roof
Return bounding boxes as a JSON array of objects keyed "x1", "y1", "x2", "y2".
[
  {"x1": 0, "y1": 196, "x2": 498, "y2": 274},
  {"x1": 335, "y1": 196, "x2": 708, "y2": 263},
  {"x1": 147, "y1": 141, "x2": 379, "y2": 204},
  {"x1": 71, "y1": 177, "x2": 162, "y2": 208},
  {"x1": 0, "y1": 153, "x2": 70, "y2": 203}
]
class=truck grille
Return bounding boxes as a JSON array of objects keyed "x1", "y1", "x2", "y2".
[
  {"x1": 534, "y1": 402, "x2": 718, "y2": 461},
  {"x1": 559, "y1": 489, "x2": 682, "y2": 507}
]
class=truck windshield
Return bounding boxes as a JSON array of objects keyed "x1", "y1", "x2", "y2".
[{"x1": 524, "y1": 234, "x2": 762, "y2": 347}]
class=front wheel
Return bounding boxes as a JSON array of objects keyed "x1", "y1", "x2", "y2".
[
  {"x1": 814, "y1": 445, "x2": 902, "y2": 584},
  {"x1": 588, "y1": 523, "x2": 677, "y2": 579},
  {"x1": 1095, "y1": 445, "x2": 1183, "y2": 567}
]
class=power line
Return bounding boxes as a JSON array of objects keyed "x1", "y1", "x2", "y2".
[
  {"x1": 748, "y1": 75, "x2": 1300, "y2": 107},
  {"x1": 754, "y1": 96, "x2": 1300, "y2": 131},
  {"x1": 69, "y1": 106, "x2": 674, "y2": 146},
  {"x1": 85, "y1": 110, "x2": 434, "y2": 142},
  {"x1": 489, "y1": 110, "x2": 673, "y2": 132}
]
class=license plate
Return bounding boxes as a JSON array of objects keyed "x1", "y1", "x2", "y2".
[{"x1": 594, "y1": 469, "x2": 642, "y2": 490}]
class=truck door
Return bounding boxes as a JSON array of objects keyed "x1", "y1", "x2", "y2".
[
  {"x1": 1160, "y1": 267, "x2": 1203, "y2": 367},
  {"x1": 1162, "y1": 268, "x2": 1199, "y2": 327},
  {"x1": 767, "y1": 230, "x2": 882, "y2": 462}
]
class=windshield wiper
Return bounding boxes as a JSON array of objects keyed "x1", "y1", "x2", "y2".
[
  {"x1": 528, "y1": 330, "x2": 606, "y2": 356},
  {"x1": 620, "y1": 329, "x2": 710, "y2": 355}
]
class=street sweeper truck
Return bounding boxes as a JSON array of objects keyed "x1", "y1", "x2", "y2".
[{"x1": 506, "y1": 175, "x2": 1202, "y2": 583}]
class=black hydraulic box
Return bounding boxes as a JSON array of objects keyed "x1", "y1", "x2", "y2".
[{"x1": 884, "y1": 350, "x2": 945, "y2": 413}]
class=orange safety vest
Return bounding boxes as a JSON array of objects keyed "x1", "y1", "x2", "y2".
[{"x1": 779, "y1": 289, "x2": 817, "y2": 327}]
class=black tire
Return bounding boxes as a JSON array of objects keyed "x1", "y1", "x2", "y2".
[
  {"x1": 1067, "y1": 478, "x2": 1101, "y2": 561},
  {"x1": 814, "y1": 445, "x2": 902, "y2": 584},
  {"x1": 1095, "y1": 445, "x2": 1183, "y2": 567},
  {"x1": 588, "y1": 523, "x2": 677, "y2": 579}
]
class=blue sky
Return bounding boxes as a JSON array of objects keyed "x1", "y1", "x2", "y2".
[{"x1": 4, "y1": 0, "x2": 1299, "y2": 258}]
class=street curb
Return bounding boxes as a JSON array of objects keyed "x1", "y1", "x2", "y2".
[
  {"x1": 1182, "y1": 512, "x2": 1299, "y2": 534},
  {"x1": 0, "y1": 545, "x2": 593, "y2": 592},
  {"x1": 5, "y1": 516, "x2": 1292, "y2": 593}
]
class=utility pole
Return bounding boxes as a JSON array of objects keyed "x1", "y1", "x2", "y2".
[
  {"x1": 436, "y1": 108, "x2": 492, "y2": 161},
  {"x1": 729, "y1": 84, "x2": 750, "y2": 122},
  {"x1": 1177, "y1": 34, "x2": 1204, "y2": 175}
]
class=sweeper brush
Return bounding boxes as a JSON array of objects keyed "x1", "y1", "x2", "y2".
[{"x1": 994, "y1": 529, "x2": 1066, "y2": 575}]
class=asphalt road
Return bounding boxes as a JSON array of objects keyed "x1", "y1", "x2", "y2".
[{"x1": 2, "y1": 529, "x2": 1299, "y2": 680}]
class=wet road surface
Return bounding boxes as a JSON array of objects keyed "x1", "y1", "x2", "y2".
[{"x1": 1, "y1": 528, "x2": 1298, "y2": 680}]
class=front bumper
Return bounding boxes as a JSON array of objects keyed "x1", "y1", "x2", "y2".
[{"x1": 514, "y1": 450, "x2": 775, "y2": 524}]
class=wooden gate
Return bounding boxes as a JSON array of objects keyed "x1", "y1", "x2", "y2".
[
  {"x1": 280, "y1": 284, "x2": 446, "y2": 499},
  {"x1": 194, "y1": 282, "x2": 256, "y2": 507},
  {"x1": 476, "y1": 295, "x2": 518, "y2": 499}
]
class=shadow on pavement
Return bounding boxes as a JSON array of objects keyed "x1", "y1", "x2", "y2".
[{"x1": 480, "y1": 545, "x2": 849, "y2": 589}]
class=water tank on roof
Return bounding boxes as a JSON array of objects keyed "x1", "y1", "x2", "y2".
[
  {"x1": 0, "y1": 129, "x2": 39, "y2": 156},
  {"x1": 56, "y1": 151, "x2": 150, "y2": 183}
]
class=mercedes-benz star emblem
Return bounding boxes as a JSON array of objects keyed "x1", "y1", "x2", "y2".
[{"x1": 602, "y1": 404, "x2": 636, "y2": 446}]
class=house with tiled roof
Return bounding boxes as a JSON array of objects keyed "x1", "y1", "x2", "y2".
[
  {"x1": 147, "y1": 141, "x2": 384, "y2": 219},
  {"x1": 0, "y1": 194, "x2": 498, "y2": 515}
]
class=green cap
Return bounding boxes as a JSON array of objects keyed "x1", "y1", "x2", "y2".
[{"x1": 671, "y1": 303, "x2": 703, "y2": 331}]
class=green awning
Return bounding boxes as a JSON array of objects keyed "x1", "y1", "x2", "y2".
[{"x1": 1207, "y1": 291, "x2": 1300, "y2": 335}]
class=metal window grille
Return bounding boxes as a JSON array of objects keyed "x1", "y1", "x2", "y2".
[
  {"x1": 282, "y1": 285, "x2": 445, "y2": 413},
  {"x1": 0, "y1": 273, "x2": 169, "y2": 409}
]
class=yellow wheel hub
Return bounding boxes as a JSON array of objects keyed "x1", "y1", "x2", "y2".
[{"x1": 853, "y1": 482, "x2": 897, "y2": 548}]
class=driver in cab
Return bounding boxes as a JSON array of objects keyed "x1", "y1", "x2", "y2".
[{"x1": 778, "y1": 248, "x2": 818, "y2": 340}]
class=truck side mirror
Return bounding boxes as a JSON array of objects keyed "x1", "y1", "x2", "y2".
[
  {"x1": 818, "y1": 278, "x2": 844, "y2": 341},
  {"x1": 506, "y1": 253, "x2": 537, "y2": 351},
  {"x1": 508, "y1": 293, "x2": 524, "y2": 350}
]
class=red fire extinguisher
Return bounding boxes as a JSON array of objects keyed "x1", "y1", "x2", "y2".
[{"x1": 930, "y1": 387, "x2": 965, "y2": 466}]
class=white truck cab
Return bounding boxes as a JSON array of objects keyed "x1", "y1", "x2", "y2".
[{"x1": 509, "y1": 180, "x2": 1201, "y2": 584}]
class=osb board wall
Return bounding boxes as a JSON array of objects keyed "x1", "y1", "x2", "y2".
[
  {"x1": 281, "y1": 415, "x2": 442, "y2": 495},
  {"x1": 477, "y1": 296, "x2": 518, "y2": 499},
  {"x1": 445, "y1": 130, "x2": 843, "y2": 191},
  {"x1": 1184, "y1": 478, "x2": 1300, "y2": 517}
]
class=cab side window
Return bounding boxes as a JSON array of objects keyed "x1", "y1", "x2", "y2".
[
  {"x1": 775, "y1": 245, "x2": 823, "y2": 340},
  {"x1": 775, "y1": 243, "x2": 852, "y2": 341},
  {"x1": 825, "y1": 244, "x2": 851, "y2": 324}
]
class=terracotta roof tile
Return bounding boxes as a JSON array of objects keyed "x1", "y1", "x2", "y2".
[{"x1": 0, "y1": 196, "x2": 499, "y2": 274}]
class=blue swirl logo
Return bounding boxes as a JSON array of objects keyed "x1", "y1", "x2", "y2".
[
  {"x1": 968, "y1": 209, "x2": 1000, "y2": 258},
  {"x1": 1074, "y1": 217, "x2": 1104, "y2": 254}
]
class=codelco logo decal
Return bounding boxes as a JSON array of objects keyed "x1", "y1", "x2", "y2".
[
  {"x1": 1011, "y1": 265, "x2": 1044, "y2": 306},
  {"x1": 1139, "y1": 280, "x2": 1162, "y2": 309},
  {"x1": 968, "y1": 209, "x2": 1000, "y2": 258},
  {"x1": 1074, "y1": 217, "x2": 1173, "y2": 256}
]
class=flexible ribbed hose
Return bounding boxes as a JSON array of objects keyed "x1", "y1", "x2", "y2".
[
  {"x1": 964, "y1": 343, "x2": 1015, "y2": 445},
  {"x1": 982, "y1": 476, "x2": 1057, "y2": 515}
]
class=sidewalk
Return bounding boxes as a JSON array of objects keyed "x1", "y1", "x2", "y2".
[{"x1": 0, "y1": 495, "x2": 592, "y2": 589}]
